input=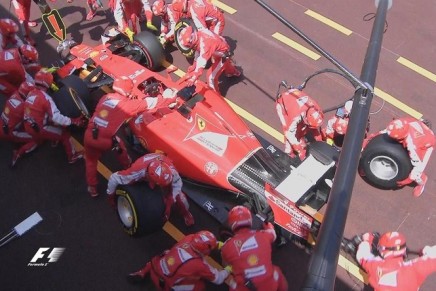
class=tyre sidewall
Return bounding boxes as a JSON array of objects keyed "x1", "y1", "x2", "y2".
[
  {"x1": 52, "y1": 75, "x2": 90, "y2": 118},
  {"x1": 132, "y1": 31, "x2": 165, "y2": 71}
]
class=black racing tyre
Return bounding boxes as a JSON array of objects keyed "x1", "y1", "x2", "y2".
[
  {"x1": 115, "y1": 182, "x2": 165, "y2": 236},
  {"x1": 174, "y1": 18, "x2": 196, "y2": 58},
  {"x1": 359, "y1": 133, "x2": 413, "y2": 189},
  {"x1": 132, "y1": 30, "x2": 164, "y2": 71},
  {"x1": 52, "y1": 75, "x2": 91, "y2": 118}
]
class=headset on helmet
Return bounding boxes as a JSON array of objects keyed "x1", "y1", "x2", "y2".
[
  {"x1": 387, "y1": 119, "x2": 409, "y2": 140},
  {"x1": 0, "y1": 19, "x2": 19, "y2": 37},
  {"x1": 152, "y1": 0, "x2": 167, "y2": 16},
  {"x1": 228, "y1": 205, "x2": 252, "y2": 232},
  {"x1": 179, "y1": 26, "x2": 197, "y2": 48},
  {"x1": 304, "y1": 107, "x2": 323, "y2": 128},
  {"x1": 34, "y1": 70, "x2": 54, "y2": 89},
  {"x1": 147, "y1": 159, "x2": 173, "y2": 188},
  {"x1": 112, "y1": 77, "x2": 134, "y2": 97},
  {"x1": 18, "y1": 81, "x2": 35, "y2": 98},
  {"x1": 190, "y1": 230, "x2": 217, "y2": 256},
  {"x1": 377, "y1": 232, "x2": 407, "y2": 259},
  {"x1": 19, "y1": 44, "x2": 39, "y2": 63}
]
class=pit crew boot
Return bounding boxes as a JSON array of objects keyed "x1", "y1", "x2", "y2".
[
  {"x1": 28, "y1": 21, "x2": 37, "y2": 27},
  {"x1": 10, "y1": 150, "x2": 20, "y2": 168},
  {"x1": 127, "y1": 262, "x2": 151, "y2": 283},
  {"x1": 69, "y1": 151, "x2": 84, "y2": 164},
  {"x1": 413, "y1": 174, "x2": 428, "y2": 197},
  {"x1": 86, "y1": 8, "x2": 97, "y2": 21},
  {"x1": 87, "y1": 186, "x2": 99, "y2": 198}
]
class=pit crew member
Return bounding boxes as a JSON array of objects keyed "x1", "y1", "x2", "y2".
[
  {"x1": 106, "y1": 152, "x2": 195, "y2": 226},
  {"x1": 84, "y1": 76, "x2": 175, "y2": 197},
  {"x1": 0, "y1": 81, "x2": 38, "y2": 167},
  {"x1": 11, "y1": 0, "x2": 37, "y2": 45},
  {"x1": 0, "y1": 18, "x2": 25, "y2": 51},
  {"x1": 371, "y1": 117, "x2": 435, "y2": 197},
  {"x1": 110, "y1": 0, "x2": 157, "y2": 35},
  {"x1": 128, "y1": 230, "x2": 230, "y2": 290},
  {"x1": 221, "y1": 206, "x2": 289, "y2": 291},
  {"x1": 356, "y1": 231, "x2": 436, "y2": 291},
  {"x1": 178, "y1": 26, "x2": 241, "y2": 94},
  {"x1": 23, "y1": 70, "x2": 85, "y2": 164},
  {"x1": 276, "y1": 88, "x2": 324, "y2": 160},
  {"x1": 189, "y1": 0, "x2": 225, "y2": 35},
  {"x1": 84, "y1": 0, "x2": 104, "y2": 21}
]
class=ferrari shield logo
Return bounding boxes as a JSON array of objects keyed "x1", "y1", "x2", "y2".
[
  {"x1": 197, "y1": 117, "x2": 206, "y2": 131},
  {"x1": 42, "y1": 10, "x2": 66, "y2": 42}
]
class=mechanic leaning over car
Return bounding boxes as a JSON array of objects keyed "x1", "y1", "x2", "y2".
[
  {"x1": 23, "y1": 69, "x2": 86, "y2": 163},
  {"x1": 221, "y1": 205, "x2": 289, "y2": 291},
  {"x1": 84, "y1": 76, "x2": 176, "y2": 197},
  {"x1": 106, "y1": 152, "x2": 195, "y2": 226},
  {"x1": 356, "y1": 231, "x2": 436, "y2": 291},
  {"x1": 189, "y1": 0, "x2": 225, "y2": 36},
  {"x1": 276, "y1": 87, "x2": 324, "y2": 160},
  {"x1": 109, "y1": 0, "x2": 157, "y2": 36},
  {"x1": 0, "y1": 81, "x2": 38, "y2": 167},
  {"x1": 178, "y1": 26, "x2": 241, "y2": 94},
  {"x1": 127, "y1": 230, "x2": 230, "y2": 290},
  {"x1": 152, "y1": 0, "x2": 186, "y2": 46},
  {"x1": 367, "y1": 117, "x2": 435, "y2": 197}
]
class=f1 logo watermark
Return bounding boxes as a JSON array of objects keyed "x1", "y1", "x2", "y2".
[{"x1": 28, "y1": 248, "x2": 65, "y2": 267}]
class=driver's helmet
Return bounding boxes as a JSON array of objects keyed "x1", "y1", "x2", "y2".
[
  {"x1": 228, "y1": 205, "x2": 252, "y2": 232},
  {"x1": 387, "y1": 119, "x2": 409, "y2": 140},
  {"x1": 304, "y1": 107, "x2": 323, "y2": 128},
  {"x1": 179, "y1": 26, "x2": 197, "y2": 48},
  {"x1": 0, "y1": 18, "x2": 18, "y2": 38},
  {"x1": 377, "y1": 232, "x2": 407, "y2": 259},
  {"x1": 19, "y1": 44, "x2": 39, "y2": 64},
  {"x1": 147, "y1": 159, "x2": 173, "y2": 188},
  {"x1": 333, "y1": 117, "x2": 349, "y2": 135},
  {"x1": 152, "y1": 0, "x2": 167, "y2": 16},
  {"x1": 34, "y1": 70, "x2": 54, "y2": 89},
  {"x1": 190, "y1": 230, "x2": 217, "y2": 256},
  {"x1": 112, "y1": 76, "x2": 133, "y2": 97},
  {"x1": 18, "y1": 81, "x2": 35, "y2": 99}
]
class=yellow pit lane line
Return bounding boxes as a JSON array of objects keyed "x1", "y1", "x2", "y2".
[
  {"x1": 272, "y1": 32, "x2": 321, "y2": 60},
  {"x1": 211, "y1": 0, "x2": 237, "y2": 14},
  {"x1": 397, "y1": 56, "x2": 436, "y2": 83},
  {"x1": 374, "y1": 87, "x2": 423, "y2": 119},
  {"x1": 304, "y1": 10, "x2": 352, "y2": 36}
]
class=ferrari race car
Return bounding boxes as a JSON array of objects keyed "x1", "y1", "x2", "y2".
[{"x1": 50, "y1": 29, "x2": 412, "y2": 245}]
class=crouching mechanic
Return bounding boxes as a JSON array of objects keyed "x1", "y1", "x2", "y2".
[
  {"x1": 376, "y1": 117, "x2": 434, "y2": 197},
  {"x1": 221, "y1": 206, "x2": 288, "y2": 291},
  {"x1": 178, "y1": 26, "x2": 241, "y2": 94},
  {"x1": 127, "y1": 230, "x2": 230, "y2": 290},
  {"x1": 106, "y1": 152, "x2": 194, "y2": 226},
  {"x1": 356, "y1": 231, "x2": 436, "y2": 290},
  {"x1": 84, "y1": 77, "x2": 176, "y2": 197},
  {"x1": 23, "y1": 70, "x2": 86, "y2": 163},
  {"x1": 276, "y1": 88, "x2": 323, "y2": 160}
]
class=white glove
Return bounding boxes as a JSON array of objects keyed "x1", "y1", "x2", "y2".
[{"x1": 422, "y1": 245, "x2": 436, "y2": 258}]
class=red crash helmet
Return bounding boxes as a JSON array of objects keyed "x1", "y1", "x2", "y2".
[
  {"x1": 18, "y1": 81, "x2": 35, "y2": 98},
  {"x1": 152, "y1": 0, "x2": 167, "y2": 16},
  {"x1": 377, "y1": 232, "x2": 407, "y2": 259},
  {"x1": 112, "y1": 76, "x2": 133, "y2": 97},
  {"x1": 228, "y1": 205, "x2": 252, "y2": 232},
  {"x1": 0, "y1": 18, "x2": 19, "y2": 37},
  {"x1": 387, "y1": 119, "x2": 409, "y2": 140},
  {"x1": 147, "y1": 159, "x2": 173, "y2": 188},
  {"x1": 190, "y1": 230, "x2": 217, "y2": 256},
  {"x1": 34, "y1": 70, "x2": 54, "y2": 89},
  {"x1": 333, "y1": 117, "x2": 349, "y2": 135},
  {"x1": 304, "y1": 107, "x2": 323, "y2": 128},
  {"x1": 179, "y1": 26, "x2": 197, "y2": 48},
  {"x1": 19, "y1": 44, "x2": 39, "y2": 63}
]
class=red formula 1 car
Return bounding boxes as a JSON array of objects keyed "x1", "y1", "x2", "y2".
[{"x1": 51, "y1": 29, "x2": 340, "y2": 244}]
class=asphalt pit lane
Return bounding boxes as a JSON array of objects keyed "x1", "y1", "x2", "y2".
[{"x1": 34, "y1": 210, "x2": 63, "y2": 235}]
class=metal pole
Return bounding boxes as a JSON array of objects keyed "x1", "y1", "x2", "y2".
[{"x1": 301, "y1": 0, "x2": 390, "y2": 289}]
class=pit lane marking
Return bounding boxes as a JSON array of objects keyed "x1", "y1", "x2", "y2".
[
  {"x1": 272, "y1": 32, "x2": 321, "y2": 60},
  {"x1": 211, "y1": 0, "x2": 237, "y2": 15},
  {"x1": 374, "y1": 87, "x2": 423, "y2": 119},
  {"x1": 397, "y1": 56, "x2": 436, "y2": 83},
  {"x1": 304, "y1": 10, "x2": 352, "y2": 36}
]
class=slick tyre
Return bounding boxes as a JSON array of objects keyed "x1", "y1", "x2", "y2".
[
  {"x1": 132, "y1": 30, "x2": 164, "y2": 71},
  {"x1": 115, "y1": 183, "x2": 165, "y2": 236},
  {"x1": 174, "y1": 18, "x2": 196, "y2": 58},
  {"x1": 52, "y1": 75, "x2": 91, "y2": 118},
  {"x1": 359, "y1": 134, "x2": 412, "y2": 189}
]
